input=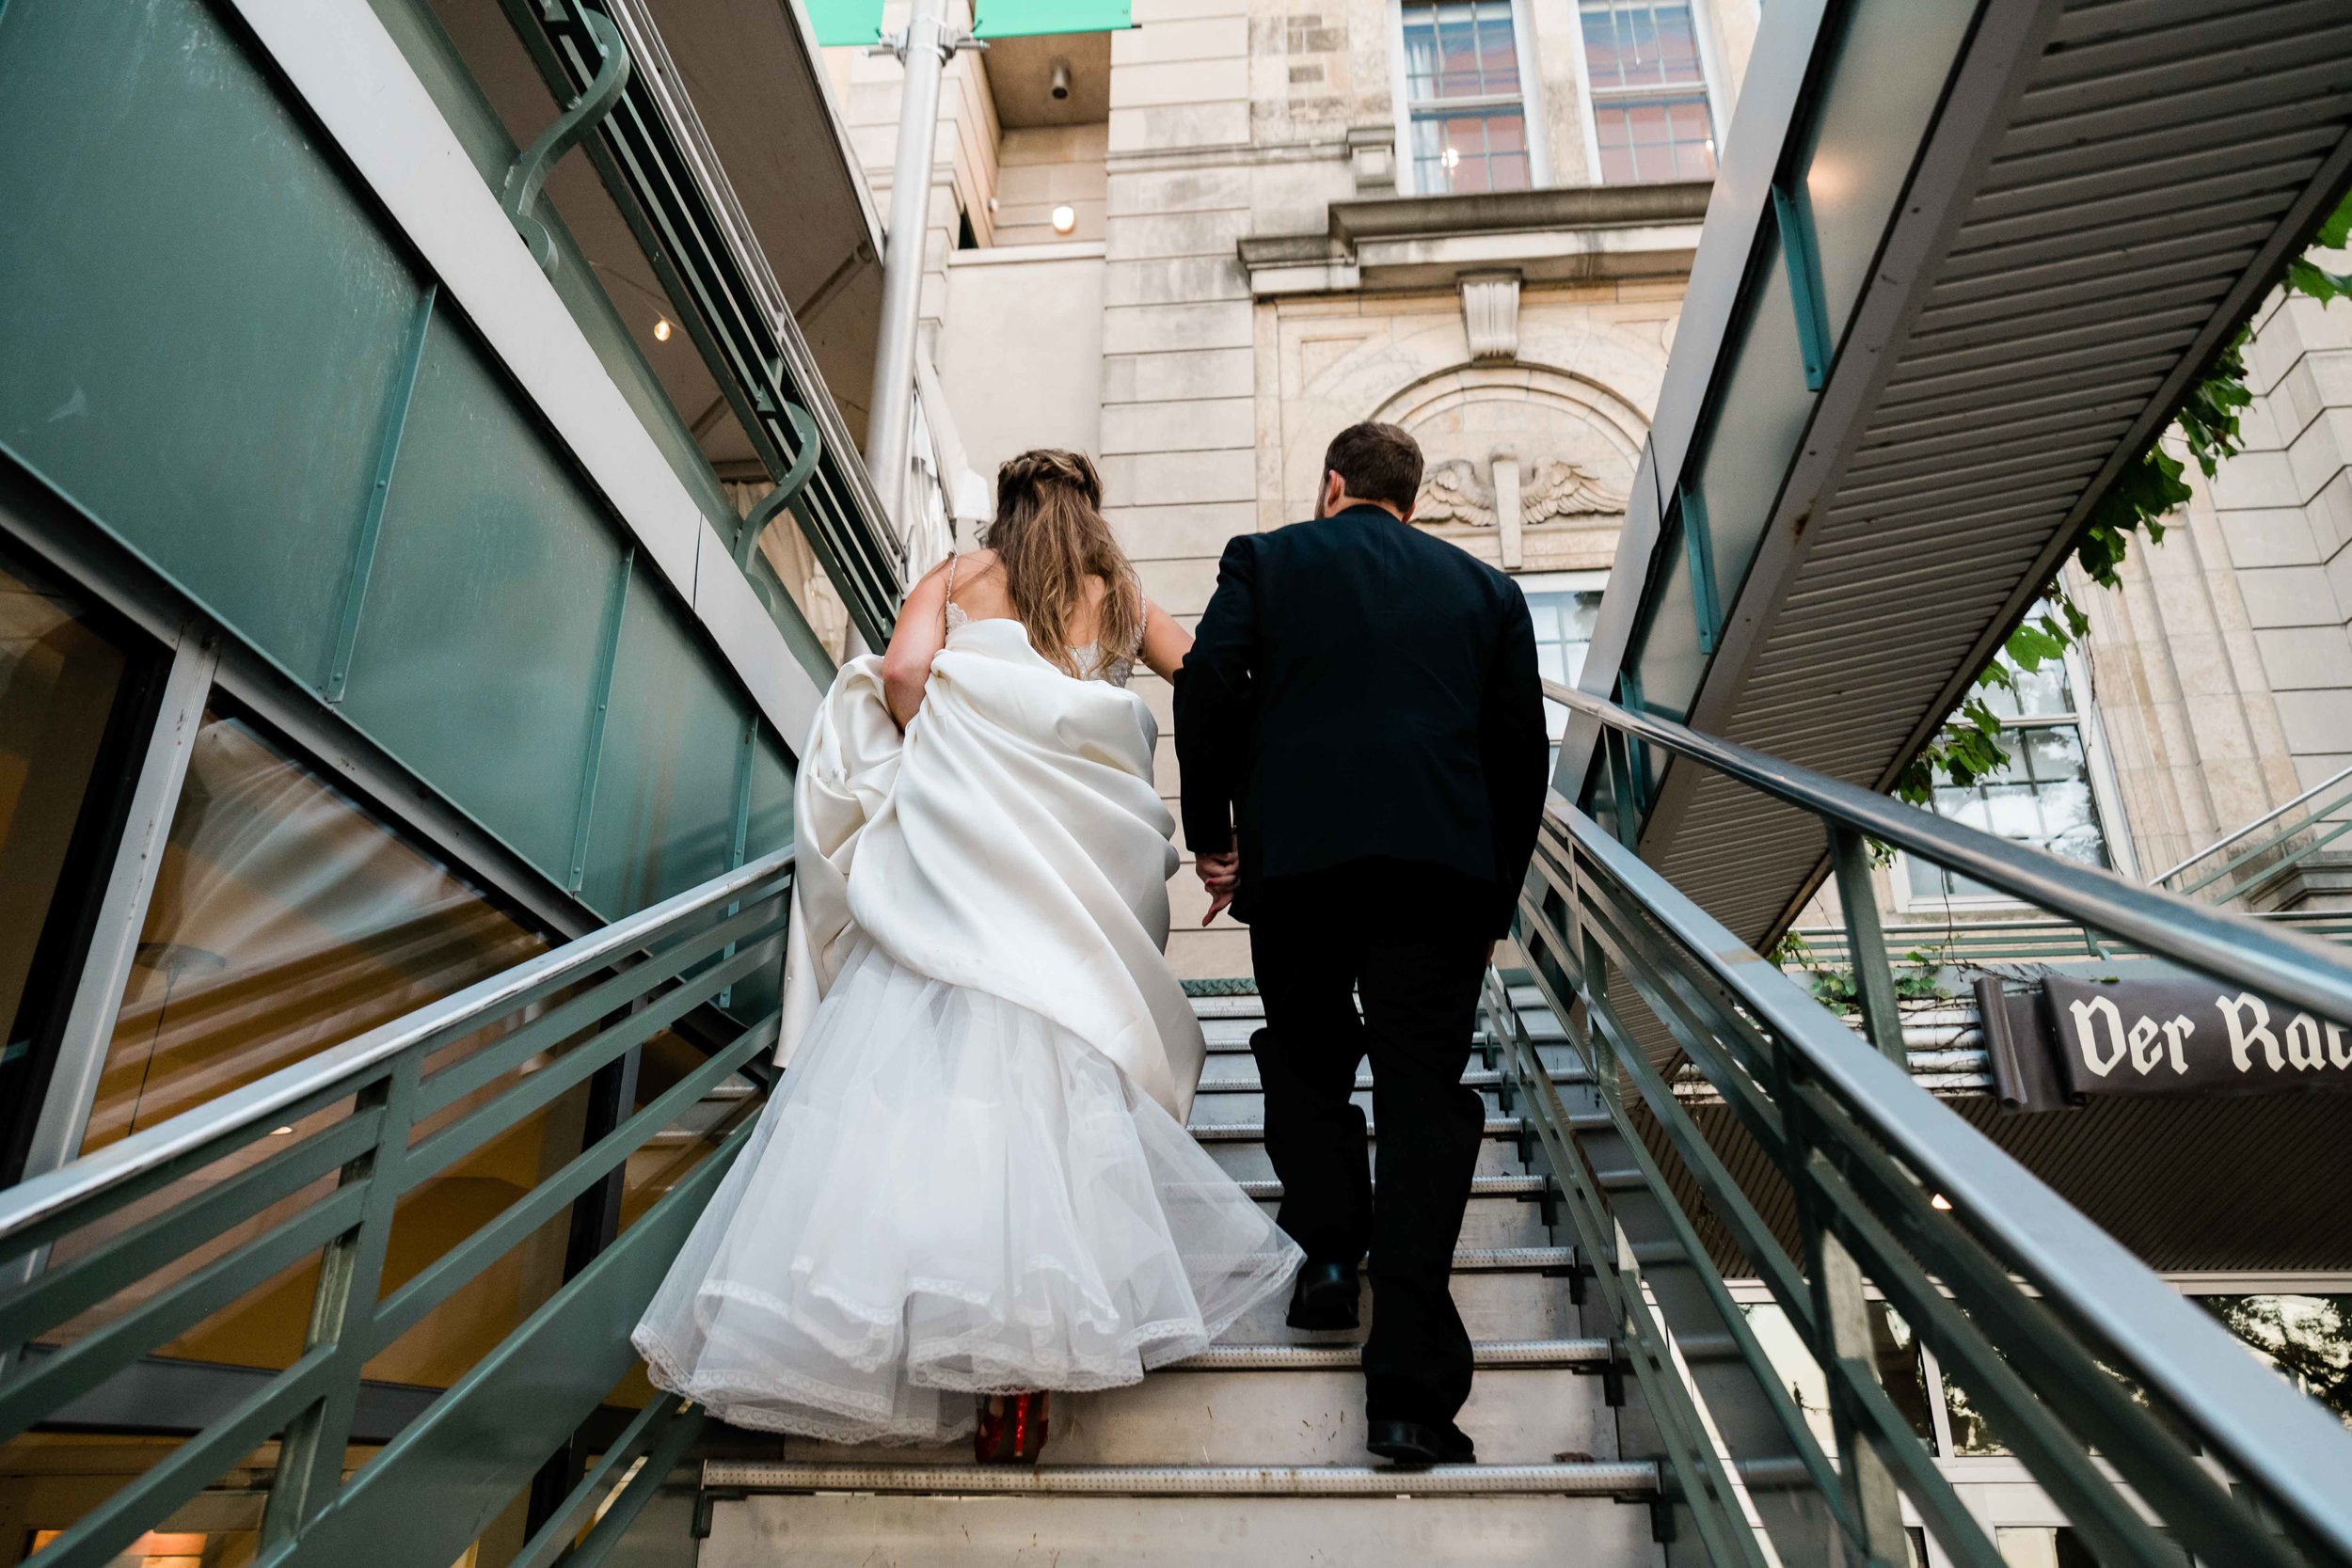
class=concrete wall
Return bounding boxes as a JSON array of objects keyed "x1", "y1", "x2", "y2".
[
  {"x1": 939, "y1": 244, "x2": 1108, "y2": 483},
  {"x1": 993, "y1": 124, "x2": 1110, "y2": 245}
]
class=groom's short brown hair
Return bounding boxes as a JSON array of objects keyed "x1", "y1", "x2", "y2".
[{"x1": 1322, "y1": 421, "x2": 1423, "y2": 513}]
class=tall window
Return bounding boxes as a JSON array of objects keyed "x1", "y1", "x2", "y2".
[
  {"x1": 1906, "y1": 647, "x2": 2112, "y2": 903},
  {"x1": 1400, "y1": 0, "x2": 1534, "y2": 195},
  {"x1": 1518, "y1": 575, "x2": 1607, "y2": 771},
  {"x1": 1578, "y1": 0, "x2": 1718, "y2": 183}
]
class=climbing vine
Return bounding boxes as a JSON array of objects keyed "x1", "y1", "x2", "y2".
[{"x1": 1897, "y1": 192, "x2": 2352, "y2": 806}]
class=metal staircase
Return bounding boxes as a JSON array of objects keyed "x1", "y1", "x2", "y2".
[
  {"x1": 8, "y1": 730, "x2": 2352, "y2": 1564},
  {"x1": 690, "y1": 983, "x2": 1667, "y2": 1568}
]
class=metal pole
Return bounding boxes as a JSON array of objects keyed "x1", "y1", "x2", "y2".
[{"x1": 865, "y1": 0, "x2": 953, "y2": 538}]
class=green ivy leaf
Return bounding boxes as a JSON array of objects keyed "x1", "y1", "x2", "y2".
[
  {"x1": 1909, "y1": 187, "x2": 2349, "y2": 805},
  {"x1": 2289, "y1": 256, "x2": 2352, "y2": 308},
  {"x1": 2312, "y1": 189, "x2": 2352, "y2": 253}
]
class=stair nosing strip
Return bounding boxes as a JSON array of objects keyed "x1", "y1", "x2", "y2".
[
  {"x1": 1188, "y1": 1116, "x2": 1530, "y2": 1141},
  {"x1": 1232, "y1": 1175, "x2": 1549, "y2": 1200},
  {"x1": 702, "y1": 1459, "x2": 1661, "y2": 1497},
  {"x1": 1168, "y1": 1337, "x2": 1612, "y2": 1371}
]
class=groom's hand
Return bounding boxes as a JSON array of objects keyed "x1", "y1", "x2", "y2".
[{"x1": 1196, "y1": 850, "x2": 1240, "y2": 926}]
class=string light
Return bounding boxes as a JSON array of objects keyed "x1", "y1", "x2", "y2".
[{"x1": 654, "y1": 317, "x2": 674, "y2": 341}]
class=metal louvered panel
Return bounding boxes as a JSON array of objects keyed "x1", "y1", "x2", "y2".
[{"x1": 1643, "y1": 0, "x2": 2352, "y2": 955}]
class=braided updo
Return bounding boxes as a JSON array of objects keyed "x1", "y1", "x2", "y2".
[{"x1": 986, "y1": 450, "x2": 1143, "y2": 679}]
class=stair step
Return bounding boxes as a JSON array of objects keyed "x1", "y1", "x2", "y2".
[
  {"x1": 702, "y1": 1492, "x2": 1666, "y2": 1567},
  {"x1": 1194, "y1": 1066, "x2": 1551, "y2": 1092},
  {"x1": 1232, "y1": 1174, "x2": 1549, "y2": 1199},
  {"x1": 761, "y1": 1345, "x2": 1616, "y2": 1466},
  {"x1": 1187, "y1": 1115, "x2": 1529, "y2": 1142},
  {"x1": 1234, "y1": 1180, "x2": 1560, "y2": 1248},
  {"x1": 1219, "y1": 1263, "x2": 1586, "y2": 1343},
  {"x1": 1168, "y1": 1338, "x2": 1611, "y2": 1371},
  {"x1": 705, "y1": 1460, "x2": 1659, "y2": 1497},
  {"x1": 1200, "y1": 1020, "x2": 1573, "y2": 1052}
]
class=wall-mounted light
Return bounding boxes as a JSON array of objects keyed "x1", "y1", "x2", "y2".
[
  {"x1": 1051, "y1": 204, "x2": 1077, "y2": 235},
  {"x1": 654, "y1": 317, "x2": 674, "y2": 341},
  {"x1": 1049, "y1": 58, "x2": 1072, "y2": 101}
]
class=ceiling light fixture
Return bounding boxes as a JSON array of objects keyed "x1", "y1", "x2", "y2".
[
  {"x1": 654, "y1": 317, "x2": 673, "y2": 341},
  {"x1": 1051, "y1": 204, "x2": 1077, "y2": 235},
  {"x1": 1930, "y1": 1193, "x2": 1953, "y2": 1211}
]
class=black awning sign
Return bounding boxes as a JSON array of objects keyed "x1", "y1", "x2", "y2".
[{"x1": 2042, "y1": 976, "x2": 2352, "y2": 1101}]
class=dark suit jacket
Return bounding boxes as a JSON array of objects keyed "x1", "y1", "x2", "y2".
[{"x1": 1174, "y1": 504, "x2": 1549, "y2": 938}]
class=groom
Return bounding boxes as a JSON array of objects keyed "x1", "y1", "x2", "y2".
[{"x1": 1175, "y1": 420, "x2": 1548, "y2": 1465}]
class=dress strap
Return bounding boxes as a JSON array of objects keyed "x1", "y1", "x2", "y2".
[{"x1": 942, "y1": 551, "x2": 960, "y2": 637}]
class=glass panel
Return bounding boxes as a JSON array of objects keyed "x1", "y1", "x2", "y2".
[
  {"x1": 1693, "y1": 225, "x2": 1811, "y2": 616},
  {"x1": 2195, "y1": 1294, "x2": 2352, "y2": 1430},
  {"x1": 1402, "y1": 0, "x2": 1520, "y2": 102},
  {"x1": 1520, "y1": 586, "x2": 1605, "y2": 768},
  {"x1": 1911, "y1": 721, "x2": 2109, "y2": 899},
  {"x1": 341, "y1": 310, "x2": 628, "y2": 880},
  {"x1": 1943, "y1": 1365, "x2": 2006, "y2": 1455},
  {"x1": 0, "y1": 547, "x2": 142, "y2": 1176},
  {"x1": 1579, "y1": 0, "x2": 1716, "y2": 182},
  {"x1": 0, "y1": 0, "x2": 425, "y2": 684},
  {"x1": 1411, "y1": 108, "x2": 1534, "y2": 195},
  {"x1": 1802, "y1": 0, "x2": 1978, "y2": 329},
  {"x1": 1579, "y1": 0, "x2": 1706, "y2": 90},
  {"x1": 1630, "y1": 511, "x2": 1706, "y2": 726},
  {"x1": 83, "y1": 709, "x2": 547, "y2": 1152},
  {"x1": 580, "y1": 580, "x2": 747, "y2": 917},
  {"x1": 1740, "y1": 1298, "x2": 1937, "y2": 1457}
]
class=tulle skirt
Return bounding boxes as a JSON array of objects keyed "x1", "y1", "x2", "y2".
[{"x1": 631, "y1": 939, "x2": 1303, "y2": 1445}]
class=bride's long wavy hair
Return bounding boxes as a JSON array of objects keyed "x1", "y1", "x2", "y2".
[{"x1": 985, "y1": 450, "x2": 1142, "y2": 679}]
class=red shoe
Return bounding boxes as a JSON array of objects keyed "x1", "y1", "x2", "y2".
[{"x1": 975, "y1": 1391, "x2": 1051, "y2": 1464}]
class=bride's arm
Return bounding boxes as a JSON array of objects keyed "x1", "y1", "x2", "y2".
[
  {"x1": 881, "y1": 558, "x2": 955, "y2": 729},
  {"x1": 1137, "y1": 598, "x2": 1191, "y2": 683}
]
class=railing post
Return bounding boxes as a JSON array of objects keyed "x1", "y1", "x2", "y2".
[
  {"x1": 1808, "y1": 1222, "x2": 1907, "y2": 1566},
  {"x1": 1828, "y1": 826, "x2": 1906, "y2": 1068},
  {"x1": 262, "y1": 1054, "x2": 421, "y2": 1545}
]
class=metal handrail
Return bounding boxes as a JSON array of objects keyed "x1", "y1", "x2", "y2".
[
  {"x1": 1519, "y1": 683, "x2": 2352, "y2": 1567},
  {"x1": 2159, "y1": 767, "x2": 2352, "y2": 905},
  {"x1": 0, "y1": 847, "x2": 791, "y2": 1247},
  {"x1": 509, "y1": 2, "x2": 905, "y2": 649},
  {"x1": 0, "y1": 847, "x2": 795, "y2": 1568},
  {"x1": 1547, "y1": 678, "x2": 2352, "y2": 1027},
  {"x1": 2153, "y1": 763, "x2": 2352, "y2": 886}
]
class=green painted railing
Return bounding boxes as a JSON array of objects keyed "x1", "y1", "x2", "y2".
[
  {"x1": 1784, "y1": 910, "x2": 2352, "y2": 973},
  {"x1": 1497, "y1": 684, "x2": 2352, "y2": 1568},
  {"x1": 0, "y1": 848, "x2": 792, "y2": 1568},
  {"x1": 2156, "y1": 765, "x2": 2352, "y2": 911},
  {"x1": 504, "y1": 0, "x2": 906, "y2": 652}
]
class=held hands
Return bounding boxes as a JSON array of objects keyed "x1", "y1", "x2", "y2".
[{"x1": 1195, "y1": 850, "x2": 1240, "y2": 927}]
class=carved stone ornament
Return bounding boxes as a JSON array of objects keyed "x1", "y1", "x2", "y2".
[
  {"x1": 1415, "y1": 458, "x2": 1497, "y2": 528},
  {"x1": 1522, "y1": 459, "x2": 1629, "y2": 521},
  {"x1": 1459, "y1": 273, "x2": 1521, "y2": 362}
]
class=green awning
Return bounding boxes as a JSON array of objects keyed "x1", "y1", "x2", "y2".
[{"x1": 802, "y1": 0, "x2": 1130, "y2": 47}]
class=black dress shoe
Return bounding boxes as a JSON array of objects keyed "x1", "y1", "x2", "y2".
[
  {"x1": 1366, "y1": 1418, "x2": 1477, "y2": 1466},
  {"x1": 1284, "y1": 1260, "x2": 1359, "y2": 1330}
]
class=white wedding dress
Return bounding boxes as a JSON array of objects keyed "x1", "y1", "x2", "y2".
[{"x1": 632, "y1": 609, "x2": 1302, "y2": 1444}]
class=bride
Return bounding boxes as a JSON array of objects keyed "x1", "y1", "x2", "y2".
[{"x1": 633, "y1": 449, "x2": 1303, "y2": 1462}]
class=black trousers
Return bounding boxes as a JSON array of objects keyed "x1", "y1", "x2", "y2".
[{"x1": 1248, "y1": 862, "x2": 1492, "y2": 1427}]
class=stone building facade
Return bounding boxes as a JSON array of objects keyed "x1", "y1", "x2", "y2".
[{"x1": 807, "y1": 0, "x2": 2350, "y2": 969}]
